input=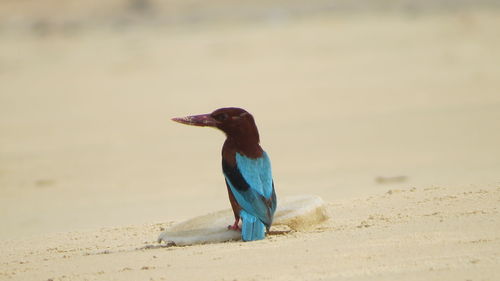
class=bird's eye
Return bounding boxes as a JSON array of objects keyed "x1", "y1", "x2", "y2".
[{"x1": 214, "y1": 113, "x2": 228, "y2": 122}]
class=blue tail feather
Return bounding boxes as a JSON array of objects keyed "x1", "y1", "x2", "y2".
[{"x1": 240, "y1": 210, "x2": 266, "y2": 241}]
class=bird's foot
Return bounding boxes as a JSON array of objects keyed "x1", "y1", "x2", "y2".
[{"x1": 227, "y1": 221, "x2": 241, "y2": 231}]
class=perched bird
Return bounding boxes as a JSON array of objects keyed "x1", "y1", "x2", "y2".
[{"x1": 172, "y1": 107, "x2": 277, "y2": 241}]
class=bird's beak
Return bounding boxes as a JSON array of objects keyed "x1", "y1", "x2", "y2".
[{"x1": 171, "y1": 114, "x2": 218, "y2": 127}]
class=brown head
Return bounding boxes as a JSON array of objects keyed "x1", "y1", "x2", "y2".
[{"x1": 172, "y1": 107, "x2": 261, "y2": 156}]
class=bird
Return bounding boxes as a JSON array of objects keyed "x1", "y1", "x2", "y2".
[{"x1": 172, "y1": 107, "x2": 277, "y2": 241}]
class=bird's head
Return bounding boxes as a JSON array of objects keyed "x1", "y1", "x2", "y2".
[{"x1": 172, "y1": 107, "x2": 260, "y2": 142}]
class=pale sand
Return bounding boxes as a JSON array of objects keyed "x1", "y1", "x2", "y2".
[
  {"x1": 1, "y1": 185, "x2": 499, "y2": 280},
  {"x1": 1, "y1": 4, "x2": 500, "y2": 280}
]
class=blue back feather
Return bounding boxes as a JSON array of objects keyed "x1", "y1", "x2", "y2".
[
  {"x1": 235, "y1": 152, "x2": 273, "y2": 198},
  {"x1": 223, "y1": 151, "x2": 277, "y2": 240}
]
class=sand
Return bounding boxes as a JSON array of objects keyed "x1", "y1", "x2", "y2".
[
  {"x1": 1, "y1": 185, "x2": 499, "y2": 280},
  {"x1": 1, "y1": 1, "x2": 500, "y2": 280}
]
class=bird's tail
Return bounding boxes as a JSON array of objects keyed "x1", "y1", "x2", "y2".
[{"x1": 240, "y1": 210, "x2": 266, "y2": 241}]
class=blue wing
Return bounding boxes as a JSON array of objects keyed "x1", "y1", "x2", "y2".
[{"x1": 222, "y1": 151, "x2": 277, "y2": 227}]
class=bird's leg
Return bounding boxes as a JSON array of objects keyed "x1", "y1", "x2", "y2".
[
  {"x1": 228, "y1": 219, "x2": 241, "y2": 231},
  {"x1": 226, "y1": 185, "x2": 242, "y2": 231}
]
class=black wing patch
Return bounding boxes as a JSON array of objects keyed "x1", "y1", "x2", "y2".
[{"x1": 222, "y1": 159, "x2": 250, "y2": 191}]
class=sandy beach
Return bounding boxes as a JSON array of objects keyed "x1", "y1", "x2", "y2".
[
  {"x1": 1, "y1": 185, "x2": 499, "y2": 280},
  {"x1": 1, "y1": 0, "x2": 500, "y2": 280}
]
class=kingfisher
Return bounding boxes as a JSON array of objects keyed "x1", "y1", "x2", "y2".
[{"x1": 172, "y1": 107, "x2": 277, "y2": 241}]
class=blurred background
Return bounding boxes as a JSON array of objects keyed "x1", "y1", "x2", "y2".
[{"x1": 1, "y1": 0, "x2": 499, "y2": 239}]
